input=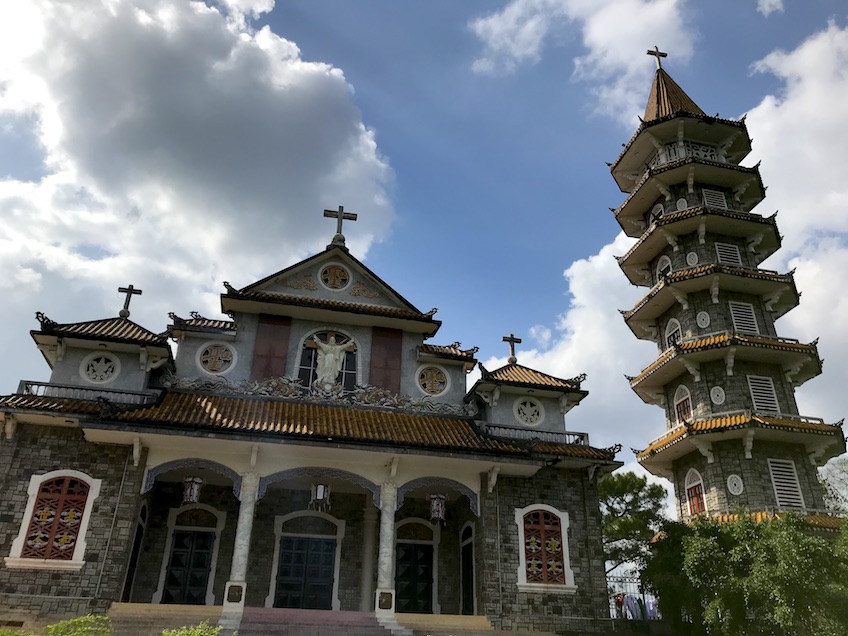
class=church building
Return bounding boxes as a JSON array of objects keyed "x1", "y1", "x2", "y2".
[{"x1": 0, "y1": 206, "x2": 621, "y2": 634}]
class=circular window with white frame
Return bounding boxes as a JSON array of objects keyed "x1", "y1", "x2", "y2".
[
  {"x1": 513, "y1": 397, "x2": 544, "y2": 427},
  {"x1": 319, "y1": 263, "x2": 351, "y2": 291},
  {"x1": 416, "y1": 365, "x2": 449, "y2": 396},
  {"x1": 196, "y1": 342, "x2": 237, "y2": 376},
  {"x1": 80, "y1": 351, "x2": 121, "y2": 384}
]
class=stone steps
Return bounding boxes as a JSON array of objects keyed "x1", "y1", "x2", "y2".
[
  {"x1": 238, "y1": 607, "x2": 392, "y2": 635},
  {"x1": 396, "y1": 612, "x2": 494, "y2": 635},
  {"x1": 107, "y1": 603, "x2": 222, "y2": 636}
]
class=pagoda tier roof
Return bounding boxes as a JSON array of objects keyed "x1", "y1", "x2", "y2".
[
  {"x1": 644, "y1": 68, "x2": 706, "y2": 122},
  {"x1": 628, "y1": 332, "x2": 821, "y2": 402},
  {"x1": 635, "y1": 412, "x2": 845, "y2": 477},
  {"x1": 622, "y1": 265, "x2": 799, "y2": 339},
  {"x1": 0, "y1": 390, "x2": 618, "y2": 466},
  {"x1": 614, "y1": 159, "x2": 765, "y2": 237},
  {"x1": 617, "y1": 207, "x2": 781, "y2": 279},
  {"x1": 709, "y1": 511, "x2": 843, "y2": 533},
  {"x1": 221, "y1": 287, "x2": 441, "y2": 336}
]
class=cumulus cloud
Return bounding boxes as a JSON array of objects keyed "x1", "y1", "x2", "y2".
[
  {"x1": 469, "y1": 0, "x2": 694, "y2": 123},
  {"x1": 757, "y1": 0, "x2": 784, "y2": 17},
  {"x1": 0, "y1": 0, "x2": 393, "y2": 391}
]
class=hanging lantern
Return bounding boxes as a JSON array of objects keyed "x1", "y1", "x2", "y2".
[
  {"x1": 183, "y1": 477, "x2": 203, "y2": 503},
  {"x1": 429, "y1": 494, "x2": 446, "y2": 524},
  {"x1": 310, "y1": 483, "x2": 331, "y2": 512}
]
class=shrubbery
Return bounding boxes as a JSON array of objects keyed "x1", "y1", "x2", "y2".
[
  {"x1": 161, "y1": 622, "x2": 223, "y2": 636},
  {"x1": 0, "y1": 616, "x2": 228, "y2": 636}
]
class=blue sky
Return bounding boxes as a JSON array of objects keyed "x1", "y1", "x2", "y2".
[{"x1": 1, "y1": 0, "x2": 847, "y2": 500}]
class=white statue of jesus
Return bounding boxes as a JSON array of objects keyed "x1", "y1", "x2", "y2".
[{"x1": 312, "y1": 335, "x2": 351, "y2": 386}]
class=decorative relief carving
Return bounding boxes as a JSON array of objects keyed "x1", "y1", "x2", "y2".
[
  {"x1": 283, "y1": 275, "x2": 317, "y2": 290},
  {"x1": 349, "y1": 282, "x2": 381, "y2": 298},
  {"x1": 199, "y1": 344, "x2": 234, "y2": 374},
  {"x1": 418, "y1": 367, "x2": 447, "y2": 395},
  {"x1": 161, "y1": 371, "x2": 478, "y2": 417},
  {"x1": 81, "y1": 353, "x2": 120, "y2": 384},
  {"x1": 320, "y1": 265, "x2": 350, "y2": 290}
]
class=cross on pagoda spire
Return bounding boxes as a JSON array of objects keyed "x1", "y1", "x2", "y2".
[
  {"x1": 502, "y1": 333, "x2": 522, "y2": 364},
  {"x1": 323, "y1": 205, "x2": 358, "y2": 247},
  {"x1": 647, "y1": 45, "x2": 667, "y2": 70},
  {"x1": 118, "y1": 284, "x2": 142, "y2": 318}
]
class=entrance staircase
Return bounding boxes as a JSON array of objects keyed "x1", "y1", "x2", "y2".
[{"x1": 107, "y1": 603, "x2": 222, "y2": 636}]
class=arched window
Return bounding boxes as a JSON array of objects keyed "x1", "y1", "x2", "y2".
[
  {"x1": 648, "y1": 204, "x2": 664, "y2": 224},
  {"x1": 685, "y1": 469, "x2": 706, "y2": 515},
  {"x1": 5, "y1": 470, "x2": 102, "y2": 570},
  {"x1": 674, "y1": 385, "x2": 692, "y2": 425},
  {"x1": 664, "y1": 319, "x2": 682, "y2": 350},
  {"x1": 514, "y1": 504, "x2": 575, "y2": 593},
  {"x1": 656, "y1": 256, "x2": 672, "y2": 281},
  {"x1": 297, "y1": 330, "x2": 357, "y2": 390}
]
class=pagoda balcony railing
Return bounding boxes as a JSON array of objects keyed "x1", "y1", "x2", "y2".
[
  {"x1": 17, "y1": 380, "x2": 157, "y2": 405},
  {"x1": 648, "y1": 141, "x2": 722, "y2": 170},
  {"x1": 485, "y1": 423, "x2": 589, "y2": 446},
  {"x1": 674, "y1": 330, "x2": 804, "y2": 348}
]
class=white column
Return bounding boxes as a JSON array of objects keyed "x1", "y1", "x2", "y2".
[
  {"x1": 223, "y1": 472, "x2": 260, "y2": 613},
  {"x1": 359, "y1": 504, "x2": 379, "y2": 611},
  {"x1": 375, "y1": 482, "x2": 397, "y2": 614}
]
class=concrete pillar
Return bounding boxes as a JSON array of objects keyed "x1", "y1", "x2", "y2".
[
  {"x1": 375, "y1": 482, "x2": 397, "y2": 614},
  {"x1": 360, "y1": 504, "x2": 379, "y2": 611},
  {"x1": 222, "y1": 472, "x2": 260, "y2": 616}
]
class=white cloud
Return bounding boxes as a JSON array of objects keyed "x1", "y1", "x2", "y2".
[
  {"x1": 469, "y1": 0, "x2": 694, "y2": 123},
  {"x1": 0, "y1": 0, "x2": 393, "y2": 393},
  {"x1": 757, "y1": 0, "x2": 784, "y2": 17}
]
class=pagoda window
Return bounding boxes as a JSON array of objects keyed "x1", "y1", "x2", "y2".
[
  {"x1": 715, "y1": 242, "x2": 743, "y2": 266},
  {"x1": 747, "y1": 375, "x2": 779, "y2": 413},
  {"x1": 514, "y1": 504, "x2": 575, "y2": 594},
  {"x1": 297, "y1": 330, "x2": 358, "y2": 390},
  {"x1": 674, "y1": 385, "x2": 692, "y2": 425},
  {"x1": 656, "y1": 256, "x2": 672, "y2": 281},
  {"x1": 685, "y1": 468, "x2": 707, "y2": 515},
  {"x1": 5, "y1": 470, "x2": 102, "y2": 570},
  {"x1": 729, "y1": 301, "x2": 759, "y2": 335},
  {"x1": 664, "y1": 319, "x2": 682, "y2": 350},
  {"x1": 767, "y1": 459, "x2": 805, "y2": 509},
  {"x1": 702, "y1": 189, "x2": 728, "y2": 209},
  {"x1": 648, "y1": 204, "x2": 664, "y2": 224}
]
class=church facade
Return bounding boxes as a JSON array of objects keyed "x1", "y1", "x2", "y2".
[{"x1": 0, "y1": 210, "x2": 621, "y2": 633}]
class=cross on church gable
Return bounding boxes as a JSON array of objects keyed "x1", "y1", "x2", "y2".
[
  {"x1": 503, "y1": 333, "x2": 522, "y2": 364},
  {"x1": 118, "y1": 284, "x2": 142, "y2": 318},
  {"x1": 324, "y1": 205, "x2": 358, "y2": 247},
  {"x1": 647, "y1": 46, "x2": 668, "y2": 70}
]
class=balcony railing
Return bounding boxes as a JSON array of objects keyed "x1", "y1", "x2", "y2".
[
  {"x1": 485, "y1": 424, "x2": 589, "y2": 446},
  {"x1": 17, "y1": 380, "x2": 157, "y2": 405}
]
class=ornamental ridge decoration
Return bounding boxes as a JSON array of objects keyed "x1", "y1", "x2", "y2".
[{"x1": 161, "y1": 371, "x2": 478, "y2": 417}]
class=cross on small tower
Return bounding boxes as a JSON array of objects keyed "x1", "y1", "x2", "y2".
[
  {"x1": 502, "y1": 333, "x2": 522, "y2": 365},
  {"x1": 118, "y1": 284, "x2": 142, "y2": 318},
  {"x1": 647, "y1": 45, "x2": 668, "y2": 70},
  {"x1": 323, "y1": 205, "x2": 358, "y2": 247}
]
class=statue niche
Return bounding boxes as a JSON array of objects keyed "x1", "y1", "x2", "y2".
[{"x1": 298, "y1": 331, "x2": 357, "y2": 390}]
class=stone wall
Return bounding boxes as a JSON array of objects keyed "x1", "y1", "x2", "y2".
[
  {"x1": 476, "y1": 466, "x2": 610, "y2": 634},
  {"x1": 0, "y1": 423, "x2": 146, "y2": 627}
]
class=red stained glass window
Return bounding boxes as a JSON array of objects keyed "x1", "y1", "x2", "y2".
[
  {"x1": 687, "y1": 483, "x2": 706, "y2": 515},
  {"x1": 21, "y1": 477, "x2": 90, "y2": 560},
  {"x1": 523, "y1": 510, "x2": 566, "y2": 584}
]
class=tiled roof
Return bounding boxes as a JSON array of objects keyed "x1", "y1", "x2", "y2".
[
  {"x1": 224, "y1": 288, "x2": 439, "y2": 323},
  {"x1": 631, "y1": 333, "x2": 819, "y2": 386},
  {"x1": 418, "y1": 344, "x2": 479, "y2": 363},
  {"x1": 644, "y1": 68, "x2": 706, "y2": 122},
  {"x1": 33, "y1": 314, "x2": 167, "y2": 346},
  {"x1": 0, "y1": 391, "x2": 617, "y2": 462},
  {"x1": 167, "y1": 313, "x2": 236, "y2": 335},
  {"x1": 480, "y1": 364, "x2": 585, "y2": 391},
  {"x1": 636, "y1": 413, "x2": 843, "y2": 459},
  {"x1": 710, "y1": 511, "x2": 843, "y2": 532}
]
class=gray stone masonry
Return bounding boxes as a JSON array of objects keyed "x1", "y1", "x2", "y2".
[
  {"x1": 0, "y1": 423, "x2": 147, "y2": 627},
  {"x1": 673, "y1": 438, "x2": 826, "y2": 519},
  {"x1": 476, "y1": 467, "x2": 609, "y2": 634}
]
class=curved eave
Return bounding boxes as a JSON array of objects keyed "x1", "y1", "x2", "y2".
[
  {"x1": 614, "y1": 160, "x2": 765, "y2": 237},
  {"x1": 617, "y1": 208, "x2": 782, "y2": 282},
  {"x1": 467, "y1": 379, "x2": 588, "y2": 405},
  {"x1": 629, "y1": 334, "x2": 822, "y2": 401},
  {"x1": 31, "y1": 332, "x2": 172, "y2": 358},
  {"x1": 636, "y1": 416, "x2": 845, "y2": 476},
  {"x1": 612, "y1": 115, "x2": 751, "y2": 192},
  {"x1": 623, "y1": 267, "x2": 799, "y2": 340}
]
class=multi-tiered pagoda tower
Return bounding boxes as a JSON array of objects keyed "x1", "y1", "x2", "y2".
[{"x1": 614, "y1": 52, "x2": 845, "y2": 522}]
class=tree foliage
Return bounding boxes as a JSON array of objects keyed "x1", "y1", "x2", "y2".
[
  {"x1": 643, "y1": 512, "x2": 848, "y2": 635},
  {"x1": 598, "y1": 471, "x2": 668, "y2": 573},
  {"x1": 819, "y1": 454, "x2": 848, "y2": 513}
]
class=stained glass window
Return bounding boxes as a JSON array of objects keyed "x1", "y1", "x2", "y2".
[
  {"x1": 522, "y1": 510, "x2": 566, "y2": 585},
  {"x1": 21, "y1": 477, "x2": 90, "y2": 561}
]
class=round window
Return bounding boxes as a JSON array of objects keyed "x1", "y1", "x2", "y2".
[
  {"x1": 696, "y1": 311, "x2": 711, "y2": 329},
  {"x1": 686, "y1": 252, "x2": 699, "y2": 266},
  {"x1": 320, "y1": 264, "x2": 351, "y2": 290},
  {"x1": 727, "y1": 474, "x2": 744, "y2": 496},
  {"x1": 710, "y1": 386, "x2": 726, "y2": 405},
  {"x1": 513, "y1": 397, "x2": 544, "y2": 426},
  {"x1": 197, "y1": 342, "x2": 236, "y2": 375},
  {"x1": 417, "y1": 365, "x2": 449, "y2": 396},
  {"x1": 80, "y1": 352, "x2": 121, "y2": 384}
]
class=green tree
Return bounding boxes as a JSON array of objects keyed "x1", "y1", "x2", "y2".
[
  {"x1": 598, "y1": 470, "x2": 668, "y2": 573},
  {"x1": 819, "y1": 453, "x2": 848, "y2": 513},
  {"x1": 644, "y1": 512, "x2": 848, "y2": 635}
]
